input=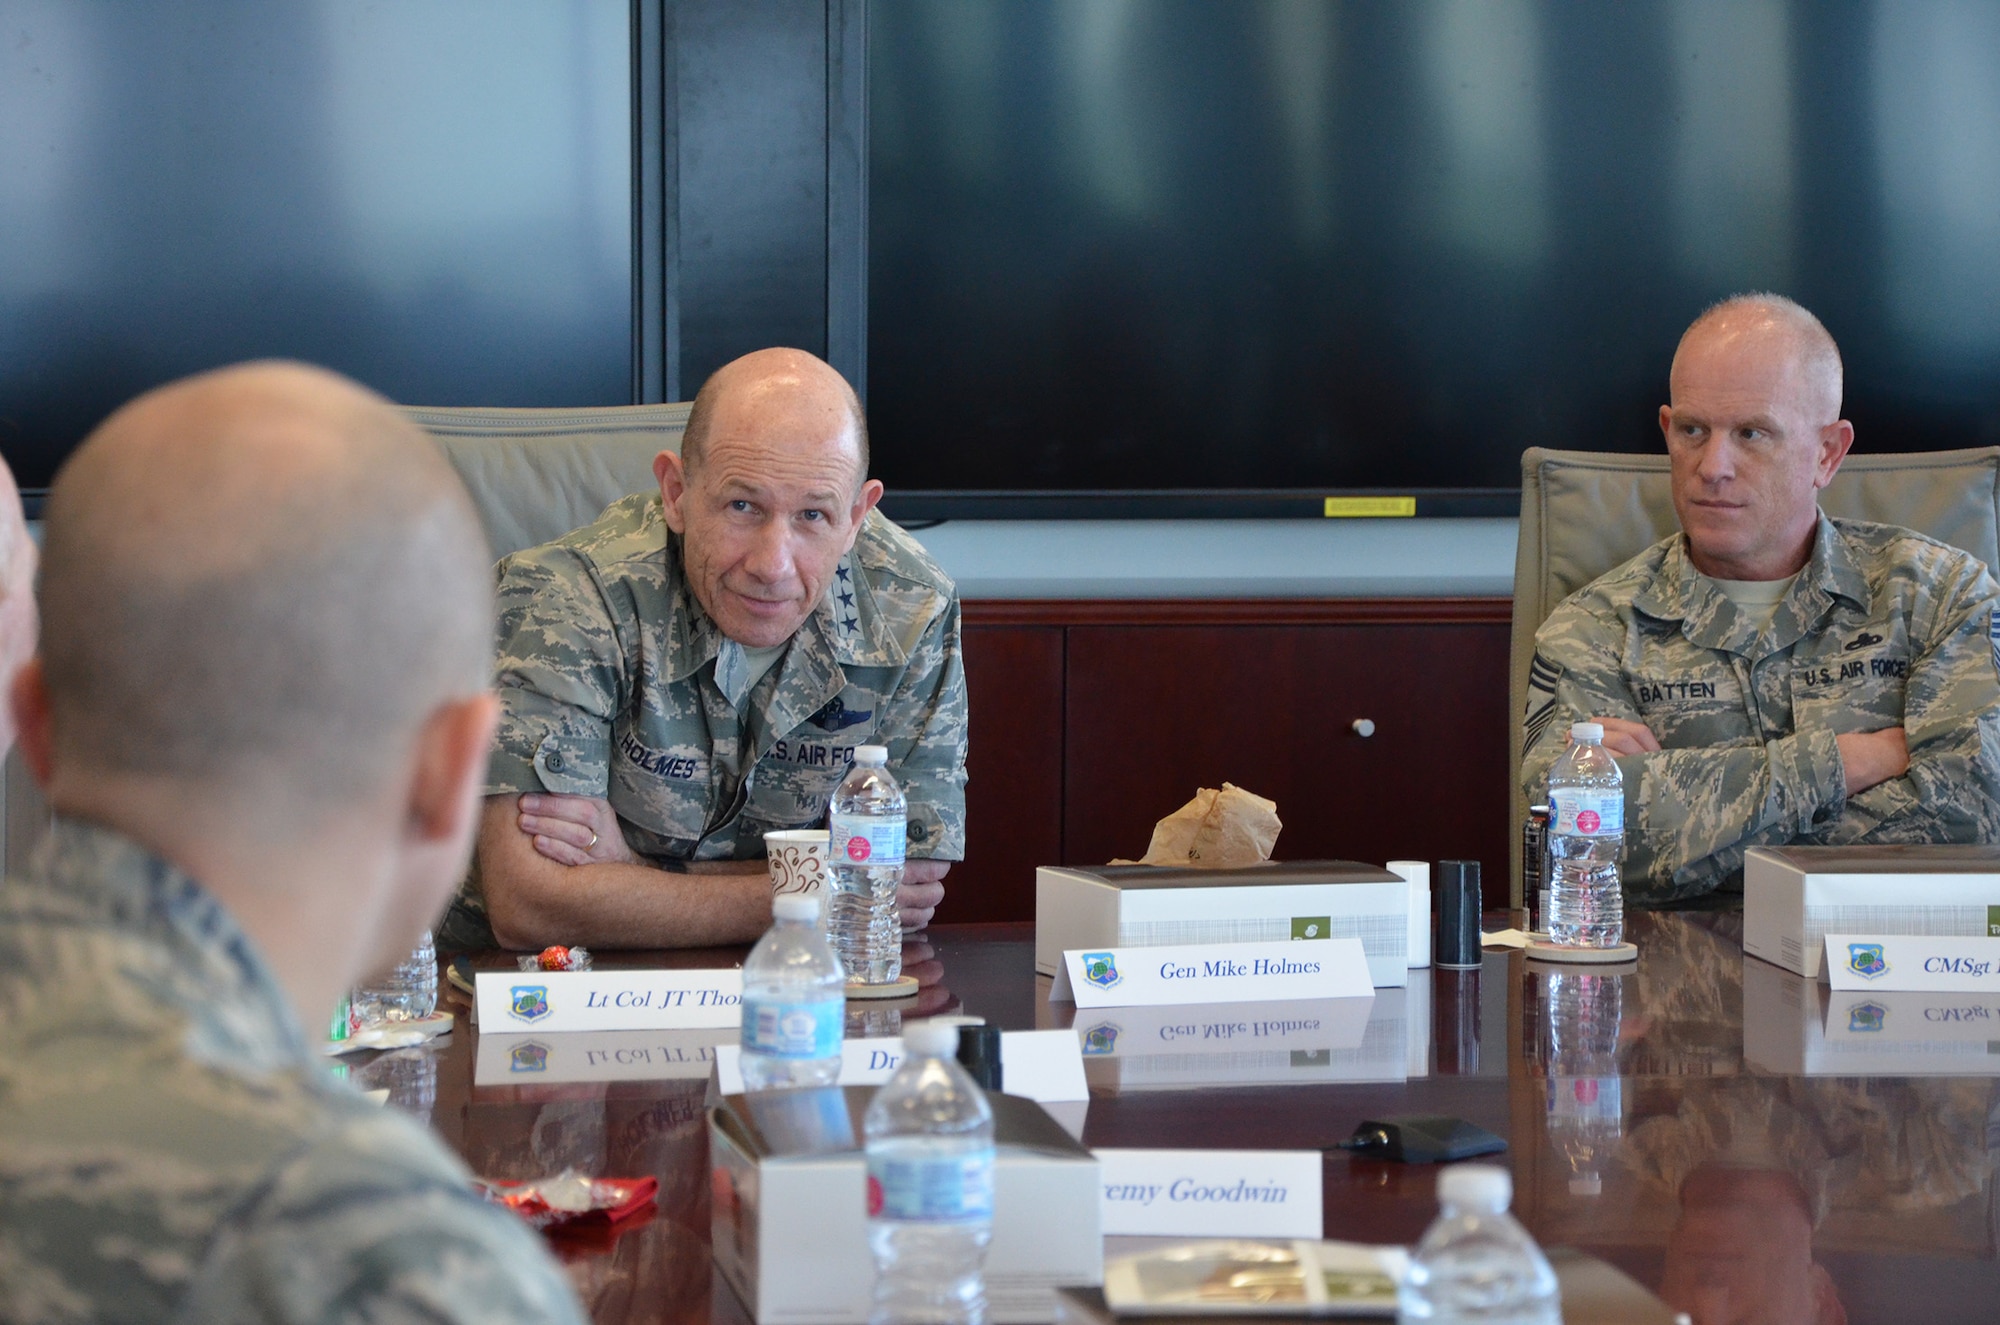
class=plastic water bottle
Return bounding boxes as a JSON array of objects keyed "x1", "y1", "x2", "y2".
[
  {"x1": 1542, "y1": 970, "x2": 1623, "y2": 1198},
  {"x1": 740, "y1": 894, "x2": 847, "y2": 1091},
  {"x1": 831, "y1": 745, "x2": 906, "y2": 984},
  {"x1": 1545, "y1": 722, "x2": 1624, "y2": 948},
  {"x1": 864, "y1": 1021, "x2": 995, "y2": 1325},
  {"x1": 352, "y1": 929, "x2": 438, "y2": 1026},
  {"x1": 1399, "y1": 1165, "x2": 1559, "y2": 1323}
]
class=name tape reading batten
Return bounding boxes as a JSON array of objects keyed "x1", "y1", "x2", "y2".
[
  {"x1": 1053, "y1": 937, "x2": 1373, "y2": 1008},
  {"x1": 1323, "y1": 496, "x2": 1416, "y2": 518},
  {"x1": 474, "y1": 968, "x2": 743, "y2": 1033},
  {"x1": 1095, "y1": 1148, "x2": 1323, "y2": 1238},
  {"x1": 1825, "y1": 933, "x2": 2000, "y2": 992}
]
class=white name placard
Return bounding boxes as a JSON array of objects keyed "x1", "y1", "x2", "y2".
[
  {"x1": 1825, "y1": 934, "x2": 2000, "y2": 992},
  {"x1": 1052, "y1": 938, "x2": 1372, "y2": 1008},
  {"x1": 712, "y1": 1028, "x2": 1089, "y2": 1102},
  {"x1": 475, "y1": 1027, "x2": 734, "y2": 1085},
  {"x1": 474, "y1": 968, "x2": 742, "y2": 1033},
  {"x1": 1096, "y1": 1148, "x2": 1323, "y2": 1238}
]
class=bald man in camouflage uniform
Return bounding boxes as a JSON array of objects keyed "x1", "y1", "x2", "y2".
[
  {"x1": 1522, "y1": 295, "x2": 2000, "y2": 905},
  {"x1": 454, "y1": 348, "x2": 966, "y2": 950},
  {"x1": 0, "y1": 365, "x2": 583, "y2": 1322}
]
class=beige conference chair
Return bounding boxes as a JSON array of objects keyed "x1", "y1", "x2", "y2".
[
  {"x1": 1505, "y1": 444, "x2": 2000, "y2": 905},
  {"x1": 405, "y1": 402, "x2": 691, "y2": 559}
]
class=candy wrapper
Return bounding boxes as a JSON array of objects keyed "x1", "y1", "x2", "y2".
[
  {"x1": 477, "y1": 1169, "x2": 657, "y2": 1233},
  {"x1": 518, "y1": 945, "x2": 593, "y2": 972},
  {"x1": 1102, "y1": 1240, "x2": 1407, "y2": 1316}
]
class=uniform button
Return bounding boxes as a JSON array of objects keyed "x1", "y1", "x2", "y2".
[
  {"x1": 545, "y1": 751, "x2": 566, "y2": 772},
  {"x1": 910, "y1": 823, "x2": 928, "y2": 841}
]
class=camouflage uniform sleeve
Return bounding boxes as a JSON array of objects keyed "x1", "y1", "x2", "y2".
[
  {"x1": 1837, "y1": 556, "x2": 2000, "y2": 846},
  {"x1": 177, "y1": 1107, "x2": 587, "y2": 1325},
  {"x1": 488, "y1": 547, "x2": 629, "y2": 798},
  {"x1": 877, "y1": 593, "x2": 968, "y2": 860},
  {"x1": 1522, "y1": 599, "x2": 1845, "y2": 901}
]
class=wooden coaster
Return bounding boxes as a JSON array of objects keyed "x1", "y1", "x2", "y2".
[
  {"x1": 1523, "y1": 939, "x2": 1639, "y2": 965},
  {"x1": 845, "y1": 975, "x2": 921, "y2": 1001}
]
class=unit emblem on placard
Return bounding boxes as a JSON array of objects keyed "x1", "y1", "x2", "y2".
[
  {"x1": 1847, "y1": 1002, "x2": 1887, "y2": 1034},
  {"x1": 509, "y1": 985, "x2": 552, "y2": 1022},
  {"x1": 1081, "y1": 952, "x2": 1123, "y2": 990},
  {"x1": 510, "y1": 1040, "x2": 551, "y2": 1072},
  {"x1": 1846, "y1": 944, "x2": 1889, "y2": 981}
]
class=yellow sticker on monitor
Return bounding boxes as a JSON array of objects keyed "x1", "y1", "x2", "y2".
[{"x1": 1323, "y1": 496, "x2": 1417, "y2": 518}]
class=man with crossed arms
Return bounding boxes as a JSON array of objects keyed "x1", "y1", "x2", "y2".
[{"x1": 1521, "y1": 295, "x2": 2000, "y2": 904}]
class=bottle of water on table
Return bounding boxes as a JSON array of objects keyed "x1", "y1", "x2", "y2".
[
  {"x1": 831, "y1": 744, "x2": 906, "y2": 984},
  {"x1": 1399, "y1": 1165, "x2": 1558, "y2": 1324},
  {"x1": 865, "y1": 1020, "x2": 995, "y2": 1325},
  {"x1": 352, "y1": 928, "x2": 438, "y2": 1026},
  {"x1": 740, "y1": 893, "x2": 846, "y2": 1091},
  {"x1": 1545, "y1": 721, "x2": 1624, "y2": 948}
]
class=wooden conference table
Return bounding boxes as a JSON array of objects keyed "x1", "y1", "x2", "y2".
[{"x1": 374, "y1": 912, "x2": 2000, "y2": 1325}]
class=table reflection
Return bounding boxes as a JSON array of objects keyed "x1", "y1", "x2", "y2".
[
  {"x1": 1519, "y1": 913, "x2": 2000, "y2": 1325},
  {"x1": 389, "y1": 913, "x2": 2000, "y2": 1323}
]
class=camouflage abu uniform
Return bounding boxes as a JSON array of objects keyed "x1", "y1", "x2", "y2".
[
  {"x1": 1521, "y1": 514, "x2": 2000, "y2": 904},
  {"x1": 0, "y1": 818, "x2": 586, "y2": 1324},
  {"x1": 447, "y1": 492, "x2": 968, "y2": 945}
]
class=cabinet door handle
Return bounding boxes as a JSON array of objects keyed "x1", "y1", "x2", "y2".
[{"x1": 1351, "y1": 718, "x2": 1376, "y2": 738}]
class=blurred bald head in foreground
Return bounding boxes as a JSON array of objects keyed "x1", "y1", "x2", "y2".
[
  {"x1": 0, "y1": 362, "x2": 586, "y2": 1322},
  {"x1": 17, "y1": 359, "x2": 499, "y2": 1018}
]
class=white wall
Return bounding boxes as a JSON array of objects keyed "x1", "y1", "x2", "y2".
[{"x1": 916, "y1": 517, "x2": 1520, "y2": 599}]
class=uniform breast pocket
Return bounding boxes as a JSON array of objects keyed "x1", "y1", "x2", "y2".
[
  {"x1": 1631, "y1": 673, "x2": 1749, "y2": 746},
  {"x1": 609, "y1": 730, "x2": 712, "y2": 843},
  {"x1": 751, "y1": 750, "x2": 852, "y2": 828},
  {"x1": 1794, "y1": 644, "x2": 1909, "y2": 732}
]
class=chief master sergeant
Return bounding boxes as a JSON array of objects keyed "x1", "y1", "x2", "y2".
[
  {"x1": 1521, "y1": 294, "x2": 2000, "y2": 904},
  {"x1": 450, "y1": 347, "x2": 966, "y2": 950}
]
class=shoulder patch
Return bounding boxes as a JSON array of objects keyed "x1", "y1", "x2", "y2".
[{"x1": 1524, "y1": 651, "x2": 1562, "y2": 749}]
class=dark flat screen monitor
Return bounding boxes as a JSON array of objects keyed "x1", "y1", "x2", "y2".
[
  {"x1": 0, "y1": 0, "x2": 631, "y2": 493},
  {"x1": 866, "y1": 1, "x2": 2000, "y2": 507}
]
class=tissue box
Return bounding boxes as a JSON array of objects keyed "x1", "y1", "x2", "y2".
[
  {"x1": 1035, "y1": 862, "x2": 1409, "y2": 988},
  {"x1": 1743, "y1": 844, "x2": 2000, "y2": 976},
  {"x1": 709, "y1": 1087, "x2": 1101, "y2": 1324}
]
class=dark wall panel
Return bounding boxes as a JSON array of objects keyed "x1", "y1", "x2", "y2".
[
  {"x1": 0, "y1": 0, "x2": 632, "y2": 489},
  {"x1": 939, "y1": 623, "x2": 1065, "y2": 924},
  {"x1": 671, "y1": 0, "x2": 828, "y2": 389},
  {"x1": 1063, "y1": 621, "x2": 1513, "y2": 908}
]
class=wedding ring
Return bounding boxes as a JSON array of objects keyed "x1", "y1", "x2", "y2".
[{"x1": 586, "y1": 828, "x2": 599, "y2": 850}]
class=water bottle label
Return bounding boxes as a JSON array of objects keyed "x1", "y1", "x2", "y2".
[
  {"x1": 866, "y1": 1147, "x2": 995, "y2": 1223},
  {"x1": 742, "y1": 996, "x2": 843, "y2": 1059},
  {"x1": 1548, "y1": 1074, "x2": 1623, "y2": 1122},
  {"x1": 830, "y1": 812, "x2": 907, "y2": 867},
  {"x1": 1550, "y1": 790, "x2": 1623, "y2": 836}
]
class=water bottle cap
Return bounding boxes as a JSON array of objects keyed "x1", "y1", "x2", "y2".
[
  {"x1": 1570, "y1": 721, "x2": 1604, "y2": 742},
  {"x1": 772, "y1": 893, "x2": 820, "y2": 923},
  {"x1": 853, "y1": 744, "x2": 889, "y2": 766},
  {"x1": 902, "y1": 1020, "x2": 960, "y2": 1057},
  {"x1": 1438, "y1": 1164, "x2": 1511, "y2": 1213}
]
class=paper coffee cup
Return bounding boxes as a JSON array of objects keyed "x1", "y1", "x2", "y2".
[{"x1": 764, "y1": 829, "x2": 831, "y2": 915}]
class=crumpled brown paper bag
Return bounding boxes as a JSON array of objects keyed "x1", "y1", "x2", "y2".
[{"x1": 1111, "y1": 783, "x2": 1282, "y2": 868}]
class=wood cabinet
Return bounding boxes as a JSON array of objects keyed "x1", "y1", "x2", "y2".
[{"x1": 940, "y1": 599, "x2": 1513, "y2": 924}]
